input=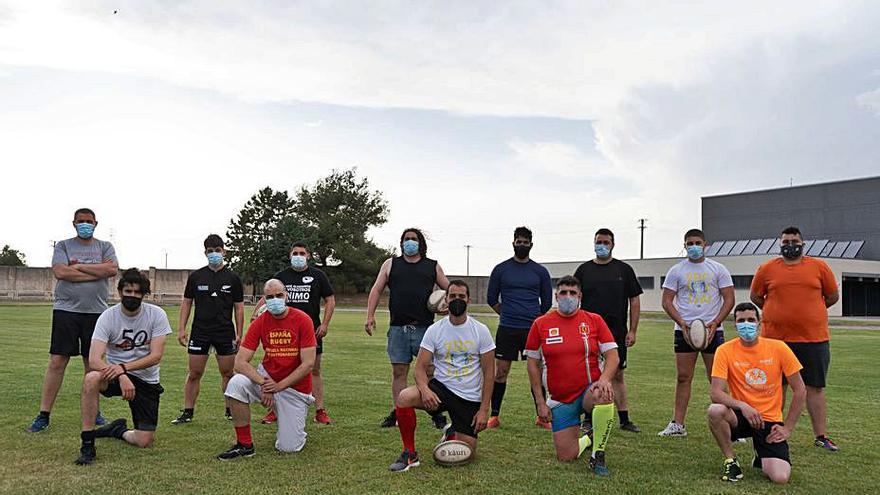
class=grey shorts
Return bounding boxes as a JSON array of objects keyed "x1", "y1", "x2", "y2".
[{"x1": 387, "y1": 325, "x2": 429, "y2": 364}]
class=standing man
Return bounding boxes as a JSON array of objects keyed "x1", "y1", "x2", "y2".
[
  {"x1": 257, "y1": 242, "x2": 336, "y2": 425},
  {"x1": 750, "y1": 226, "x2": 839, "y2": 451},
  {"x1": 707, "y1": 302, "x2": 806, "y2": 484},
  {"x1": 75, "y1": 268, "x2": 172, "y2": 465},
  {"x1": 28, "y1": 207, "x2": 118, "y2": 433},
  {"x1": 388, "y1": 280, "x2": 495, "y2": 472},
  {"x1": 172, "y1": 234, "x2": 244, "y2": 425},
  {"x1": 217, "y1": 279, "x2": 316, "y2": 459},
  {"x1": 573, "y1": 228, "x2": 643, "y2": 432},
  {"x1": 365, "y1": 227, "x2": 450, "y2": 429},
  {"x1": 486, "y1": 226, "x2": 552, "y2": 429},
  {"x1": 658, "y1": 228, "x2": 735, "y2": 437},
  {"x1": 526, "y1": 276, "x2": 620, "y2": 476}
]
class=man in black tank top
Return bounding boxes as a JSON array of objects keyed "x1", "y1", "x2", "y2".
[{"x1": 366, "y1": 228, "x2": 450, "y2": 429}]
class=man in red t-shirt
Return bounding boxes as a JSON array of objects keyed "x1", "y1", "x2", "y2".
[
  {"x1": 525, "y1": 276, "x2": 620, "y2": 476},
  {"x1": 216, "y1": 279, "x2": 317, "y2": 460}
]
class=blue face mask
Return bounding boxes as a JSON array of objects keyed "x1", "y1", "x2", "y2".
[
  {"x1": 206, "y1": 252, "x2": 223, "y2": 266},
  {"x1": 595, "y1": 244, "x2": 611, "y2": 258},
  {"x1": 735, "y1": 321, "x2": 759, "y2": 342},
  {"x1": 290, "y1": 255, "x2": 308, "y2": 270},
  {"x1": 265, "y1": 297, "x2": 287, "y2": 315},
  {"x1": 686, "y1": 245, "x2": 704, "y2": 260},
  {"x1": 557, "y1": 296, "x2": 580, "y2": 315},
  {"x1": 402, "y1": 239, "x2": 420, "y2": 257},
  {"x1": 75, "y1": 222, "x2": 95, "y2": 239}
]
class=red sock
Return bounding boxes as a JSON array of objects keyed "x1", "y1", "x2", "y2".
[
  {"x1": 396, "y1": 406, "x2": 417, "y2": 452},
  {"x1": 234, "y1": 425, "x2": 253, "y2": 446}
]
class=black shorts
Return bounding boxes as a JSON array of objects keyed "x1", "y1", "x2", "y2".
[
  {"x1": 187, "y1": 329, "x2": 238, "y2": 356},
  {"x1": 428, "y1": 378, "x2": 481, "y2": 439},
  {"x1": 102, "y1": 374, "x2": 164, "y2": 431},
  {"x1": 674, "y1": 329, "x2": 724, "y2": 354},
  {"x1": 785, "y1": 341, "x2": 829, "y2": 388},
  {"x1": 610, "y1": 331, "x2": 628, "y2": 370},
  {"x1": 50, "y1": 310, "x2": 100, "y2": 357},
  {"x1": 731, "y1": 409, "x2": 791, "y2": 464},
  {"x1": 495, "y1": 325, "x2": 530, "y2": 361}
]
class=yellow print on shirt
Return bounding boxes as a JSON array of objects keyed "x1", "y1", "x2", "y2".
[
  {"x1": 444, "y1": 339, "x2": 475, "y2": 379},
  {"x1": 685, "y1": 272, "x2": 712, "y2": 305}
]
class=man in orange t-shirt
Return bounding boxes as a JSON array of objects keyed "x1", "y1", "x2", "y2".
[
  {"x1": 750, "y1": 226, "x2": 839, "y2": 451},
  {"x1": 708, "y1": 302, "x2": 805, "y2": 484}
]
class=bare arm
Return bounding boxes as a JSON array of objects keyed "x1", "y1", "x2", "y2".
[
  {"x1": 661, "y1": 288, "x2": 687, "y2": 328},
  {"x1": 627, "y1": 296, "x2": 641, "y2": 345},
  {"x1": 233, "y1": 302, "x2": 245, "y2": 343},
  {"x1": 317, "y1": 295, "x2": 336, "y2": 338},
  {"x1": 598, "y1": 348, "x2": 619, "y2": 383},
  {"x1": 177, "y1": 298, "x2": 194, "y2": 346},
  {"x1": 784, "y1": 373, "x2": 806, "y2": 430},
  {"x1": 88, "y1": 340, "x2": 110, "y2": 372},
  {"x1": 435, "y1": 263, "x2": 450, "y2": 290},
  {"x1": 414, "y1": 348, "x2": 433, "y2": 391},
  {"x1": 709, "y1": 286, "x2": 736, "y2": 336},
  {"x1": 277, "y1": 347, "x2": 316, "y2": 389},
  {"x1": 53, "y1": 263, "x2": 101, "y2": 282},
  {"x1": 234, "y1": 347, "x2": 264, "y2": 384},
  {"x1": 251, "y1": 297, "x2": 266, "y2": 321},
  {"x1": 365, "y1": 259, "x2": 392, "y2": 335},
  {"x1": 527, "y1": 356, "x2": 549, "y2": 421},
  {"x1": 122, "y1": 335, "x2": 168, "y2": 371},
  {"x1": 73, "y1": 260, "x2": 118, "y2": 278},
  {"x1": 750, "y1": 291, "x2": 765, "y2": 309},
  {"x1": 824, "y1": 292, "x2": 839, "y2": 308},
  {"x1": 473, "y1": 351, "x2": 495, "y2": 433}
]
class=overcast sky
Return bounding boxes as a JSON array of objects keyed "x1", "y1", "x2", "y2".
[{"x1": 2, "y1": 1, "x2": 879, "y2": 275}]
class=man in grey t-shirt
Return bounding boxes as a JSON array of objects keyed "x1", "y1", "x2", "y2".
[
  {"x1": 28, "y1": 208, "x2": 118, "y2": 433},
  {"x1": 75, "y1": 268, "x2": 171, "y2": 465}
]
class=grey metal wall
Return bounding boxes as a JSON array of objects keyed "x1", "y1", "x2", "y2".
[{"x1": 701, "y1": 176, "x2": 880, "y2": 260}]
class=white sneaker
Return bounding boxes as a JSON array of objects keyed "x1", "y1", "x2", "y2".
[{"x1": 657, "y1": 421, "x2": 687, "y2": 437}]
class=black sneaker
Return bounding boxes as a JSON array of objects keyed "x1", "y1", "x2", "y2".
[
  {"x1": 721, "y1": 457, "x2": 743, "y2": 482},
  {"x1": 380, "y1": 410, "x2": 397, "y2": 428},
  {"x1": 74, "y1": 445, "x2": 97, "y2": 465},
  {"x1": 438, "y1": 423, "x2": 456, "y2": 443},
  {"x1": 94, "y1": 418, "x2": 127, "y2": 439},
  {"x1": 171, "y1": 410, "x2": 193, "y2": 425},
  {"x1": 217, "y1": 443, "x2": 255, "y2": 460},
  {"x1": 389, "y1": 449, "x2": 420, "y2": 472},
  {"x1": 620, "y1": 421, "x2": 641, "y2": 433},
  {"x1": 430, "y1": 412, "x2": 448, "y2": 430},
  {"x1": 590, "y1": 451, "x2": 611, "y2": 476}
]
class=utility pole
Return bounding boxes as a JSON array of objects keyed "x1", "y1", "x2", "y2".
[
  {"x1": 638, "y1": 219, "x2": 647, "y2": 259},
  {"x1": 464, "y1": 244, "x2": 472, "y2": 276}
]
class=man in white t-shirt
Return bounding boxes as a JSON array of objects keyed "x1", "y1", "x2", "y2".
[
  {"x1": 388, "y1": 280, "x2": 495, "y2": 472},
  {"x1": 658, "y1": 229, "x2": 735, "y2": 438},
  {"x1": 74, "y1": 268, "x2": 172, "y2": 465}
]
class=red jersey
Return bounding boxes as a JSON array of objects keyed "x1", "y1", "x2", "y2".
[
  {"x1": 242, "y1": 308, "x2": 316, "y2": 395},
  {"x1": 525, "y1": 309, "x2": 617, "y2": 403}
]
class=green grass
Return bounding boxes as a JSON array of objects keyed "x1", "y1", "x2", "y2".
[{"x1": 0, "y1": 304, "x2": 877, "y2": 494}]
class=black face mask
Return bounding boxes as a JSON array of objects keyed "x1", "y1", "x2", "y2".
[
  {"x1": 513, "y1": 245, "x2": 531, "y2": 259},
  {"x1": 780, "y1": 244, "x2": 803, "y2": 260},
  {"x1": 448, "y1": 298, "x2": 467, "y2": 317},
  {"x1": 122, "y1": 296, "x2": 143, "y2": 312}
]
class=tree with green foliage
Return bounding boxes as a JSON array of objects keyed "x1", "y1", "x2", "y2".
[{"x1": 0, "y1": 245, "x2": 26, "y2": 266}]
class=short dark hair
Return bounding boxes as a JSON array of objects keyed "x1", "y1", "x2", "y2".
[
  {"x1": 684, "y1": 228, "x2": 705, "y2": 241},
  {"x1": 733, "y1": 302, "x2": 760, "y2": 320},
  {"x1": 513, "y1": 226, "x2": 533, "y2": 242},
  {"x1": 290, "y1": 241, "x2": 309, "y2": 252},
  {"x1": 781, "y1": 226, "x2": 802, "y2": 239},
  {"x1": 204, "y1": 234, "x2": 224, "y2": 249},
  {"x1": 400, "y1": 228, "x2": 427, "y2": 256},
  {"x1": 117, "y1": 268, "x2": 151, "y2": 295},
  {"x1": 556, "y1": 275, "x2": 581, "y2": 290},
  {"x1": 447, "y1": 279, "x2": 470, "y2": 297},
  {"x1": 594, "y1": 228, "x2": 614, "y2": 243},
  {"x1": 73, "y1": 208, "x2": 96, "y2": 220}
]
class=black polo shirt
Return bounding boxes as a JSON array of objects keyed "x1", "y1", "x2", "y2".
[
  {"x1": 274, "y1": 266, "x2": 334, "y2": 329},
  {"x1": 183, "y1": 265, "x2": 244, "y2": 334}
]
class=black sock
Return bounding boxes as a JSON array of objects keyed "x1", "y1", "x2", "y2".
[
  {"x1": 491, "y1": 381, "x2": 507, "y2": 416},
  {"x1": 388, "y1": 408, "x2": 396, "y2": 419},
  {"x1": 81, "y1": 430, "x2": 96, "y2": 448},
  {"x1": 39, "y1": 410, "x2": 50, "y2": 419},
  {"x1": 185, "y1": 408, "x2": 194, "y2": 415},
  {"x1": 429, "y1": 410, "x2": 444, "y2": 419},
  {"x1": 619, "y1": 410, "x2": 630, "y2": 424}
]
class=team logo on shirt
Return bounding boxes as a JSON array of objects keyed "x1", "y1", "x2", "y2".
[
  {"x1": 221, "y1": 285, "x2": 232, "y2": 293},
  {"x1": 116, "y1": 329, "x2": 151, "y2": 351},
  {"x1": 545, "y1": 336, "x2": 563, "y2": 344},
  {"x1": 197, "y1": 285, "x2": 209, "y2": 291},
  {"x1": 549, "y1": 328, "x2": 559, "y2": 336},
  {"x1": 302, "y1": 276, "x2": 314, "y2": 284},
  {"x1": 744, "y1": 368, "x2": 768, "y2": 386},
  {"x1": 578, "y1": 322, "x2": 588, "y2": 337}
]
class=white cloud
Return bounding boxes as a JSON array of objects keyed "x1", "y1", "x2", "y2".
[{"x1": 857, "y1": 88, "x2": 880, "y2": 115}]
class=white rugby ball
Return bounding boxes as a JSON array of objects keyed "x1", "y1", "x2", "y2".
[
  {"x1": 253, "y1": 304, "x2": 268, "y2": 319},
  {"x1": 687, "y1": 319, "x2": 709, "y2": 351},
  {"x1": 432, "y1": 440, "x2": 473, "y2": 467},
  {"x1": 427, "y1": 289, "x2": 448, "y2": 314}
]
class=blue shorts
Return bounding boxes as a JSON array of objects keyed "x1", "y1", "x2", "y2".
[
  {"x1": 550, "y1": 387, "x2": 589, "y2": 433},
  {"x1": 387, "y1": 325, "x2": 429, "y2": 364}
]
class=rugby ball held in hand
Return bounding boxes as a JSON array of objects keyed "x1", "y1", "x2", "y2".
[
  {"x1": 427, "y1": 289, "x2": 448, "y2": 314},
  {"x1": 432, "y1": 440, "x2": 473, "y2": 467},
  {"x1": 687, "y1": 319, "x2": 709, "y2": 351}
]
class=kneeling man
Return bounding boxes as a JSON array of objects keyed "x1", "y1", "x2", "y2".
[
  {"x1": 76, "y1": 268, "x2": 171, "y2": 465},
  {"x1": 218, "y1": 279, "x2": 316, "y2": 459},
  {"x1": 708, "y1": 302, "x2": 805, "y2": 484},
  {"x1": 389, "y1": 280, "x2": 495, "y2": 472}
]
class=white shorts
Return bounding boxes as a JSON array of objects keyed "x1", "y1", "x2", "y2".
[{"x1": 225, "y1": 368, "x2": 315, "y2": 453}]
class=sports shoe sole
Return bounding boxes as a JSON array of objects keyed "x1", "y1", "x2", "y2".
[
  {"x1": 391, "y1": 461, "x2": 420, "y2": 472},
  {"x1": 218, "y1": 452, "x2": 255, "y2": 461}
]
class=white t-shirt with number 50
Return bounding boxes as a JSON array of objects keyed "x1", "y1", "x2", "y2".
[
  {"x1": 91, "y1": 303, "x2": 172, "y2": 384},
  {"x1": 420, "y1": 315, "x2": 495, "y2": 402}
]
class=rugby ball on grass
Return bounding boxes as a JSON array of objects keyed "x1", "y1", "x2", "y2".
[
  {"x1": 427, "y1": 289, "x2": 449, "y2": 314},
  {"x1": 252, "y1": 304, "x2": 268, "y2": 320},
  {"x1": 432, "y1": 440, "x2": 473, "y2": 467},
  {"x1": 686, "y1": 319, "x2": 709, "y2": 351}
]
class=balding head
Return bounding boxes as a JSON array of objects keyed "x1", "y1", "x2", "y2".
[{"x1": 264, "y1": 278, "x2": 285, "y2": 295}]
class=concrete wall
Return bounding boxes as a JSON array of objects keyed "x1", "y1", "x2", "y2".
[{"x1": 702, "y1": 176, "x2": 880, "y2": 260}]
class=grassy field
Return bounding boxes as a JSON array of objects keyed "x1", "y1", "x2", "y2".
[{"x1": 0, "y1": 304, "x2": 877, "y2": 495}]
